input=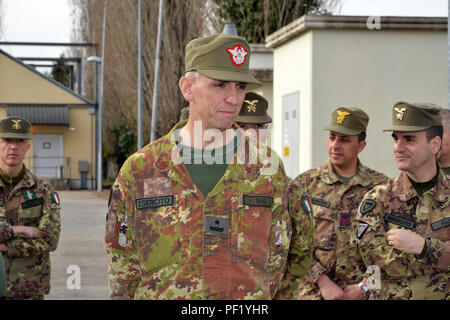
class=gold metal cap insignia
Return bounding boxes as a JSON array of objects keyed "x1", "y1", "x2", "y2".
[
  {"x1": 245, "y1": 99, "x2": 258, "y2": 112},
  {"x1": 395, "y1": 107, "x2": 406, "y2": 121},
  {"x1": 12, "y1": 119, "x2": 21, "y2": 130},
  {"x1": 336, "y1": 110, "x2": 350, "y2": 125}
]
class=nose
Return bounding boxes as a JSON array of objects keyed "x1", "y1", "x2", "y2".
[
  {"x1": 224, "y1": 84, "x2": 242, "y2": 106},
  {"x1": 330, "y1": 138, "x2": 341, "y2": 149},
  {"x1": 393, "y1": 139, "x2": 404, "y2": 152}
]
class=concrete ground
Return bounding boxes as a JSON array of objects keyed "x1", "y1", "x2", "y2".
[{"x1": 47, "y1": 190, "x2": 110, "y2": 300}]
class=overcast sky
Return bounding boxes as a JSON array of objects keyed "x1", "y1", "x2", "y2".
[{"x1": 0, "y1": 0, "x2": 448, "y2": 60}]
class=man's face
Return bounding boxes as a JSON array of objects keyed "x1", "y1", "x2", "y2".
[
  {"x1": 185, "y1": 74, "x2": 247, "y2": 130},
  {"x1": 328, "y1": 132, "x2": 365, "y2": 170},
  {"x1": 239, "y1": 123, "x2": 268, "y2": 144},
  {"x1": 392, "y1": 131, "x2": 439, "y2": 173},
  {"x1": 0, "y1": 138, "x2": 30, "y2": 169}
]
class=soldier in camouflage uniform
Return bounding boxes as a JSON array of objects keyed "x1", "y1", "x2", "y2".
[
  {"x1": 0, "y1": 116, "x2": 61, "y2": 300},
  {"x1": 106, "y1": 33, "x2": 292, "y2": 300},
  {"x1": 292, "y1": 108, "x2": 387, "y2": 300},
  {"x1": 355, "y1": 102, "x2": 449, "y2": 299}
]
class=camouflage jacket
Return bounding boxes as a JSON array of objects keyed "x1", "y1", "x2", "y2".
[
  {"x1": 294, "y1": 161, "x2": 387, "y2": 299},
  {"x1": 356, "y1": 169, "x2": 450, "y2": 300},
  {"x1": 273, "y1": 176, "x2": 315, "y2": 300},
  {"x1": 0, "y1": 168, "x2": 61, "y2": 298},
  {"x1": 105, "y1": 122, "x2": 292, "y2": 300}
]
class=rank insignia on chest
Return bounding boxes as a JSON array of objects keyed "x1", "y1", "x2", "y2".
[
  {"x1": 205, "y1": 215, "x2": 229, "y2": 236},
  {"x1": 356, "y1": 222, "x2": 369, "y2": 240},
  {"x1": 51, "y1": 192, "x2": 60, "y2": 205},
  {"x1": 301, "y1": 196, "x2": 312, "y2": 214},
  {"x1": 23, "y1": 190, "x2": 36, "y2": 201}
]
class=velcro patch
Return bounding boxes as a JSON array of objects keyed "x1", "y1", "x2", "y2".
[
  {"x1": 243, "y1": 195, "x2": 273, "y2": 208},
  {"x1": 360, "y1": 199, "x2": 376, "y2": 215},
  {"x1": 310, "y1": 197, "x2": 330, "y2": 208},
  {"x1": 384, "y1": 214, "x2": 415, "y2": 230},
  {"x1": 21, "y1": 197, "x2": 44, "y2": 209},
  {"x1": 135, "y1": 195, "x2": 175, "y2": 210},
  {"x1": 205, "y1": 215, "x2": 229, "y2": 236},
  {"x1": 357, "y1": 222, "x2": 369, "y2": 240},
  {"x1": 431, "y1": 217, "x2": 450, "y2": 231}
]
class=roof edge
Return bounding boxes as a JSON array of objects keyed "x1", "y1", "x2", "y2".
[
  {"x1": 266, "y1": 15, "x2": 447, "y2": 48},
  {"x1": 0, "y1": 49, "x2": 94, "y2": 104}
]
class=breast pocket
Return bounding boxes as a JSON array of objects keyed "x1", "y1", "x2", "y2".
[
  {"x1": 19, "y1": 199, "x2": 43, "y2": 226},
  {"x1": 232, "y1": 194, "x2": 272, "y2": 270},
  {"x1": 313, "y1": 206, "x2": 337, "y2": 270},
  {"x1": 134, "y1": 180, "x2": 181, "y2": 274}
]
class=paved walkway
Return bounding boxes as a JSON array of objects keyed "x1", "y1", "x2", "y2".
[{"x1": 47, "y1": 191, "x2": 109, "y2": 300}]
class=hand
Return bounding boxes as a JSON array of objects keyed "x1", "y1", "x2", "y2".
[
  {"x1": 386, "y1": 229, "x2": 424, "y2": 254},
  {"x1": 0, "y1": 243, "x2": 8, "y2": 252},
  {"x1": 317, "y1": 274, "x2": 347, "y2": 300},
  {"x1": 12, "y1": 226, "x2": 40, "y2": 238},
  {"x1": 344, "y1": 284, "x2": 367, "y2": 300}
]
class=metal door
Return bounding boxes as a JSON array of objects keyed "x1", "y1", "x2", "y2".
[
  {"x1": 282, "y1": 92, "x2": 300, "y2": 179},
  {"x1": 33, "y1": 134, "x2": 64, "y2": 178}
]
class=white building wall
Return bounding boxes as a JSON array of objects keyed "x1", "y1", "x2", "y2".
[
  {"x1": 272, "y1": 31, "x2": 314, "y2": 173},
  {"x1": 312, "y1": 29, "x2": 447, "y2": 177}
]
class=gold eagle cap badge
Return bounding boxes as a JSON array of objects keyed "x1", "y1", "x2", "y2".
[
  {"x1": 245, "y1": 99, "x2": 258, "y2": 113},
  {"x1": 12, "y1": 119, "x2": 22, "y2": 130},
  {"x1": 336, "y1": 110, "x2": 350, "y2": 125},
  {"x1": 395, "y1": 107, "x2": 407, "y2": 121}
]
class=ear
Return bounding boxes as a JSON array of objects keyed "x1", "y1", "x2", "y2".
[
  {"x1": 358, "y1": 140, "x2": 367, "y2": 154},
  {"x1": 431, "y1": 136, "x2": 441, "y2": 156},
  {"x1": 179, "y1": 76, "x2": 193, "y2": 102}
]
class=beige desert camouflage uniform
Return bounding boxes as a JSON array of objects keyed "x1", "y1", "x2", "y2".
[
  {"x1": 0, "y1": 168, "x2": 61, "y2": 299},
  {"x1": 355, "y1": 169, "x2": 450, "y2": 300},
  {"x1": 295, "y1": 160, "x2": 387, "y2": 299},
  {"x1": 106, "y1": 122, "x2": 292, "y2": 300}
]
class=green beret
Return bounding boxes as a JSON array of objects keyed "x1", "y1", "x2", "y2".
[
  {"x1": 323, "y1": 107, "x2": 369, "y2": 135},
  {"x1": 185, "y1": 33, "x2": 261, "y2": 85},
  {"x1": 383, "y1": 101, "x2": 442, "y2": 132},
  {"x1": 0, "y1": 116, "x2": 33, "y2": 139},
  {"x1": 235, "y1": 92, "x2": 272, "y2": 125}
]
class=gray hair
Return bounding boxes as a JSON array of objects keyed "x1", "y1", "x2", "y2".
[{"x1": 185, "y1": 71, "x2": 200, "y2": 84}]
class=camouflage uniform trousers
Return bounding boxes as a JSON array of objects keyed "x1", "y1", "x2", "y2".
[
  {"x1": 105, "y1": 121, "x2": 292, "y2": 300},
  {"x1": 356, "y1": 170, "x2": 450, "y2": 299},
  {"x1": 291, "y1": 161, "x2": 387, "y2": 299},
  {"x1": 0, "y1": 169, "x2": 61, "y2": 299}
]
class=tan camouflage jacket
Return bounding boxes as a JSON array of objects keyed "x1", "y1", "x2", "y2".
[
  {"x1": 356, "y1": 170, "x2": 450, "y2": 300},
  {"x1": 106, "y1": 122, "x2": 292, "y2": 300},
  {"x1": 294, "y1": 161, "x2": 387, "y2": 299},
  {"x1": 0, "y1": 168, "x2": 61, "y2": 298}
]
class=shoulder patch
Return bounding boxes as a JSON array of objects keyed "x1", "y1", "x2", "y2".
[
  {"x1": 51, "y1": 192, "x2": 60, "y2": 205},
  {"x1": 357, "y1": 222, "x2": 369, "y2": 240},
  {"x1": 360, "y1": 199, "x2": 376, "y2": 215},
  {"x1": 301, "y1": 196, "x2": 312, "y2": 214}
]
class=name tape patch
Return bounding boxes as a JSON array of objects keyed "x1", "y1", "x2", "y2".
[
  {"x1": 384, "y1": 213, "x2": 415, "y2": 230},
  {"x1": 205, "y1": 215, "x2": 229, "y2": 236},
  {"x1": 310, "y1": 197, "x2": 331, "y2": 208},
  {"x1": 135, "y1": 195, "x2": 175, "y2": 210},
  {"x1": 243, "y1": 195, "x2": 273, "y2": 208},
  {"x1": 431, "y1": 217, "x2": 450, "y2": 231},
  {"x1": 21, "y1": 197, "x2": 44, "y2": 209}
]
